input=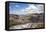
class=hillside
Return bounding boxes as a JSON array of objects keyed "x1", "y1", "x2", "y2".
[{"x1": 9, "y1": 13, "x2": 44, "y2": 29}]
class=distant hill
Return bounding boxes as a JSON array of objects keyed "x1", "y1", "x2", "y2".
[{"x1": 9, "y1": 13, "x2": 44, "y2": 27}]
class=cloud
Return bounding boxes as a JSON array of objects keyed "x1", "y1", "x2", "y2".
[
  {"x1": 9, "y1": 4, "x2": 44, "y2": 15},
  {"x1": 22, "y1": 4, "x2": 44, "y2": 14},
  {"x1": 21, "y1": 4, "x2": 39, "y2": 12},
  {"x1": 15, "y1": 5, "x2": 20, "y2": 8}
]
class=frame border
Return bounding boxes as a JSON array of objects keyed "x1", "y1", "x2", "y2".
[{"x1": 5, "y1": 1, "x2": 45, "y2": 31}]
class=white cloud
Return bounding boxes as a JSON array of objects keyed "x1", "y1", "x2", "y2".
[
  {"x1": 22, "y1": 4, "x2": 44, "y2": 14},
  {"x1": 9, "y1": 4, "x2": 44, "y2": 15},
  {"x1": 21, "y1": 4, "x2": 38, "y2": 11},
  {"x1": 15, "y1": 5, "x2": 20, "y2": 8}
]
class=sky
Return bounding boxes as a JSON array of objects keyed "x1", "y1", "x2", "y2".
[{"x1": 9, "y1": 3, "x2": 44, "y2": 15}]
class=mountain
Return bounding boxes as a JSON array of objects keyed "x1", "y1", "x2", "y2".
[{"x1": 9, "y1": 13, "x2": 44, "y2": 27}]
